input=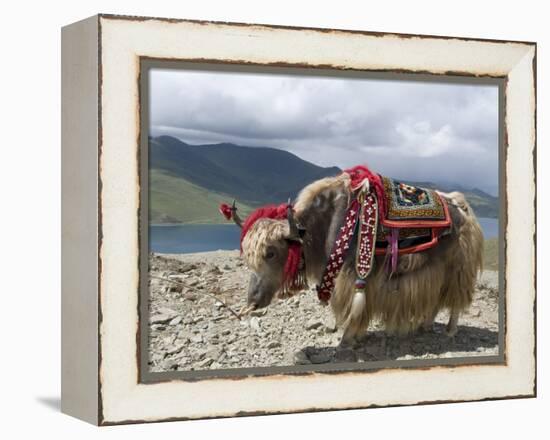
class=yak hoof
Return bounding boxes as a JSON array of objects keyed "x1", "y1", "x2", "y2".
[
  {"x1": 445, "y1": 326, "x2": 458, "y2": 338},
  {"x1": 339, "y1": 335, "x2": 357, "y2": 348},
  {"x1": 338, "y1": 337, "x2": 354, "y2": 348},
  {"x1": 445, "y1": 310, "x2": 459, "y2": 337},
  {"x1": 420, "y1": 322, "x2": 435, "y2": 334},
  {"x1": 339, "y1": 335, "x2": 367, "y2": 348}
]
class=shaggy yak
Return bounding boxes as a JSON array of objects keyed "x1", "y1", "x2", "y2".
[{"x1": 220, "y1": 165, "x2": 483, "y2": 345}]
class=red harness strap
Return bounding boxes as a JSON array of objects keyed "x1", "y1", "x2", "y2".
[
  {"x1": 317, "y1": 189, "x2": 378, "y2": 303},
  {"x1": 355, "y1": 190, "x2": 378, "y2": 279},
  {"x1": 317, "y1": 198, "x2": 360, "y2": 303}
]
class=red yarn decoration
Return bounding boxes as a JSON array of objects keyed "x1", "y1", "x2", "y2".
[
  {"x1": 239, "y1": 203, "x2": 290, "y2": 248},
  {"x1": 229, "y1": 202, "x2": 303, "y2": 283},
  {"x1": 318, "y1": 290, "x2": 331, "y2": 303},
  {"x1": 344, "y1": 165, "x2": 386, "y2": 220},
  {"x1": 218, "y1": 203, "x2": 233, "y2": 220},
  {"x1": 284, "y1": 241, "x2": 302, "y2": 283},
  {"x1": 219, "y1": 165, "x2": 386, "y2": 303}
]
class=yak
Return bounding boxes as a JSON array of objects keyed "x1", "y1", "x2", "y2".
[{"x1": 221, "y1": 166, "x2": 484, "y2": 346}]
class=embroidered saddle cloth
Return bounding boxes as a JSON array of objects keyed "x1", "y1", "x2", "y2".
[
  {"x1": 375, "y1": 176, "x2": 451, "y2": 257},
  {"x1": 380, "y1": 176, "x2": 450, "y2": 227},
  {"x1": 316, "y1": 167, "x2": 453, "y2": 303}
]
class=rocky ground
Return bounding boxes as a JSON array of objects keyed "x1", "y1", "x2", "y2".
[{"x1": 148, "y1": 250, "x2": 499, "y2": 373}]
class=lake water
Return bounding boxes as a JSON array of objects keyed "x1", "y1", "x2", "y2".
[
  {"x1": 477, "y1": 217, "x2": 499, "y2": 240},
  {"x1": 150, "y1": 224, "x2": 241, "y2": 254},
  {"x1": 150, "y1": 217, "x2": 499, "y2": 254}
]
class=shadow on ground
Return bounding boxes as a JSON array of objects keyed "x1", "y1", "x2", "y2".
[
  {"x1": 299, "y1": 322, "x2": 499, "y2": 364},
  {"x1": 36, "y1": 396, "x2": 61, "y2": 412}
]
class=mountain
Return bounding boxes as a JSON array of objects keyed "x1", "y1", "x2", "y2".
[
  {"x1": 398, "y1": 180, "x2": 499, "y2": 219},
  {"x1": 149, "y1": 135, "x2": 498, "y2": 223},
  {"x1": 150, "y1": 136, "x2": 341, "y2": 206},
  {"x1": 149, "y1": 169, "x2": 255, "y2": 224},
  {"x1": 458, "y1": 189, "x2": 499, "y2": 218}
]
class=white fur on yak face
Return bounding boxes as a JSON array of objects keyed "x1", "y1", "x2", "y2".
[{"x1": 241, "y1": 219, "x2": 290, "y2": 272}]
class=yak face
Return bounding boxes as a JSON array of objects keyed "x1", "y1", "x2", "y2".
[
  {"x1": 246, "y1": 244, "x2": 288, "y2": 308},
  {"x1": 241, "y1": 219, "x2": 294, "y2": 309}
]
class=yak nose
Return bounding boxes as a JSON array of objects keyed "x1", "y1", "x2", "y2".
[{"x1": 247, "y1": 273, "x2": 261, "y2": 306}]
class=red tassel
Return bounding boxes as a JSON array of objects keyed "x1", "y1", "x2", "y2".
[
  {"x1": 344, "y1": 165, "x2": 386, "y2": 220},
  {"x1": 284, "y1": 241, "x2": 302, "y2": 283},
  {"x1": 239, "y1": 203, "x2": 290, "y2": 250},
  {"x1": 317, "y1": 290, "x2": 331, "y2": 303},
  {"x1": 219, "y1": 203, "x2": 233, "y2": 220}
]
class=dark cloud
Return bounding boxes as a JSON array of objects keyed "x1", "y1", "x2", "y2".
[{"x1": 149, "y1": 68, "x2": 499, "y2": 195}]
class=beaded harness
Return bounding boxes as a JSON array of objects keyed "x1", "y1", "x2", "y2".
[{"x1": 316, "y1": 179, "x2": 378, "y2": 304}]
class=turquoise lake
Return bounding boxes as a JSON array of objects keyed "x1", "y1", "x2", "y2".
[{"x1": 150, "y1": 217, "x2": 498, "y2": 254}]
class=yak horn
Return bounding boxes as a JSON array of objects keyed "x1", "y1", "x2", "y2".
[
  {"x1": 231, "y1": 200, "x2": 243, "y2": 228},
  {"x1": 287, "y1": 199, "x2": 301, "y2": 240}
]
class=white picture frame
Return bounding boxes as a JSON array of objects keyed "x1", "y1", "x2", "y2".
[{"x1": 61, "y1": 14, "x2": 536, "y2": 425}]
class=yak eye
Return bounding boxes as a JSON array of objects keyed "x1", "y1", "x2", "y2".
[{"x1": 265, "y1": 250, "x2": 276, "y2": 260}]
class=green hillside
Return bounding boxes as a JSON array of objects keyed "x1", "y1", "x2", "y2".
[
  {"x1": 462, "y1": 192, "x2": 499, "y2": 218},
  {"x1": 150, "y1": 136, "x2": 340, "y2": 206},
  {"x1": 149, "y1": 169, "x2": 254, "y2": 224},
  {"x1": 148, "y1": 136, "x2": 499, "y2": 224}
]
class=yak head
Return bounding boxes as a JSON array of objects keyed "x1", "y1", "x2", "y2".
[{"x1": 223, "y1": 201, "x2": 306, "y2": 310}]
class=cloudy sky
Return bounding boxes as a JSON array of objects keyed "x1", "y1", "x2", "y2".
[{"x1": 149, "y1": 68, "x2": 499, "y2": 195}]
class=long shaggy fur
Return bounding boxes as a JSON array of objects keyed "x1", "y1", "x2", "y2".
[
  {"x1": 294, "y1": 172, "x2": 484, "y2": 339},
  {"x1": 240, "y1": 168, "x2": 484, "y2": 341}
]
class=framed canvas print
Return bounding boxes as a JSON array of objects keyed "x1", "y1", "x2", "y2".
[{"x1": 61, "y1": 14, "x2": 536, "y2": 425}]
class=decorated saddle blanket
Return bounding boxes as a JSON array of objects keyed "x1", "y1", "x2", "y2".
[
  {"x1": 375, "y1": 176, "x2": 451, "y2": 257},
  {"x1": 316, "y1": 166, "x2": 453, "y2": 303},
  {"x1": 380, "y1": 176, "x2": 450, "y2": 228}
]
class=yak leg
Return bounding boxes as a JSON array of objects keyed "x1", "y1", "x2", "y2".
[
  {"x1": 339, "y1": 290, "x2": 368, "y2": 347},
  {"x1": 331, "y1": 270, "x2": 368, "y2": 346},
  {"x1": 340, "y1": 327, "x2": 358, "y2": 347},
  {"x1": 446, "y1": 309, "x2": 459, "y2": 337},
  {"x1": 421, "y1": 308, "x2": 439, "y2": 333}
]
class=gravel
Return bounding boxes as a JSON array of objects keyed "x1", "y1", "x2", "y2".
[{"x1": 148, "y1": 250, "x2": 500, "y2": 373}]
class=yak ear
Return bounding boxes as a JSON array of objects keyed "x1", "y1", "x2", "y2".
[
  {"x1": 286, "y1": 201, "x2": 306, "y2": 241},
  {"x1": 286, "y1": 227, "x2": 306, "y2": 244}
]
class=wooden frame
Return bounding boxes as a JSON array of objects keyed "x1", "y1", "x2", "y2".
[{"x1": 61, "y1": 14, "x2": 536, "y2": 425}]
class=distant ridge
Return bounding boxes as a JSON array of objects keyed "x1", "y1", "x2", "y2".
[
  {"x1": 151, "y1": 135, "x2": 341, "y2": 205},
  {"x1": 149, "y1": 136, "x2": 498, "y2": 223}
]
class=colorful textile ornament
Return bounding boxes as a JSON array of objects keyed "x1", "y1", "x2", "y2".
[
  {"x1": 317, "y1": 197, "x2": 361, "y2": 303},
  {"x1": 283, "y1": 241, "x2": 303, "y2": 287},
  {"x1": 238, "y1": 203, "x2": 290, "y2": 248},
  {"x1": 376, "y1": 176, "x2": 451, "y2": 266},
  {"x1": 218, "y1": 203, "x2": 233, "y2": 220},
  {"x1": 317, "y1": 185, "x2": 379, "y2": 303},
  {"x1": 344, "y1": 165, "x2": 386, "y2": 222},
  {"x1": 220, "y1": 164, "x2": 452, "y2": 306},
  {"x1": 279, "y1": 242, "x2": 308, "y2": 298},
  {"x1": 218, "y1": 201, "x2": 306, "y2": 294},
  {"x1": 381, "y1": 176, "x2": 449, "y2": 224},
  {"x1": 355, "y1": 190, "x2": 378, "y2": 280}
]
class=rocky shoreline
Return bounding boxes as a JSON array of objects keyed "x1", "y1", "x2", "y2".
[{"x1": 148, "y1": 250, "x2": 499, "y2": 373}]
